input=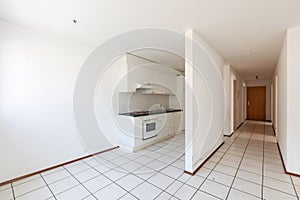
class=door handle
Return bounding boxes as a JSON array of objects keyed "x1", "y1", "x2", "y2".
[{"x1": 248, "y1": 101, "x2": 250, "y2": 106}]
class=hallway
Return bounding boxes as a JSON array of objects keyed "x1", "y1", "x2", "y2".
[{"x1": 1, "y1": 121, "x2": 300, "y2": 200}]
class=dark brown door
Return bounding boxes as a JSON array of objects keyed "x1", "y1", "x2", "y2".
[{"x1": 247, "y1": 86, "x2": 266, "y2": 121}]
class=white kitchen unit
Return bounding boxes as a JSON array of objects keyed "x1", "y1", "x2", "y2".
[{"x1": 117, "y1": 111, "x2": 182, "y2": 151}]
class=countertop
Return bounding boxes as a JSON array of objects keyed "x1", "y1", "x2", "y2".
[{"x1": 119, "y1": 108, "x2": 182, "y2": 117}]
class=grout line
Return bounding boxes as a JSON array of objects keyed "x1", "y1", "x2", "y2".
[
  {"x1": 82, "y1": 134, "x2": 187, "y2": 200},
  {"x1": 11, "y1": 179, "x2": 46, "y2": 199},
  {"x1": 224, "y1": 121, "x2": 257, "y2": 199},
  {"x1": 290, "y1": 174, "x2": 299, "y2": 198},
  {"x1": 189, "y1": 121, "x2": 250, "y2": 200},
  {"x1": 11, "y1": 183, "x2": 15, "y2": 200},
  {"x1": 10, "y1": 123, "x2": 296, "y2": 200},
  {"x1": 261, "y1": 121, "x2": 266, "y2": 199},
  {"x1": 62, "y1": 166, "x2": 98, "y2": 200},
  {"x1": 40, "y1": 174, "x2": 57, "y2": 200}
]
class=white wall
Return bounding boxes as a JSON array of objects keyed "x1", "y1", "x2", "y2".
[
  {"x1": 286, "y1": 27, "x2": 300, "y2": 173},
  {"x1": 0, "y1": 20, "x2": 96, "y2": 182},
  {"x1": 185, "y1": 29, "x2": 224, "y2": 173},
  {"x1": 273, "y1": 26, "x2": 300, "y2": 174},
  {"x1": 245, "y1": 79, "x2": 272, "y2": 121},
  {"x1": 223, "y1": 65, "x2": 245, "y2": 135}
]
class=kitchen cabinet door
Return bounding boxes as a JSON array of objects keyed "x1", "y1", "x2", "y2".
[{"x1": 173, "y1": 112, "x2": 182, "y2": 134}]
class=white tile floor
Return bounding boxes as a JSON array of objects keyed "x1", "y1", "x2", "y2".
[{"x1": 1, "y1": 121, "x2": 300, "y2": 199}]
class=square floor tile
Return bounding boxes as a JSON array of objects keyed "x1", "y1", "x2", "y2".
[
  {"x1": 130, "y1": 182, "x2": 162, "y2": 200},
  {"x1": 171, "y1": 160, "x2": 185, "y2": 170},
  {"x1": 178, "y1": 173, "x2": 192, "y2": 183},
  {"x1": 195, "y1": 167, "x2": 211, "y2": 178},
  {"x1": 12, "y1": 175, "x2": 41, "y2": 187},
  {"x1": 174, "y1": 184, "x2": 197, "y2": 200},
  {"x1": 0, "y1": 187, "x2": 13, "y2": 200},
  {"x1": 186, "y1": 175, "x2": 205, "y2": 188},
  {"x1": 219, "y1": 158, "x2": 240, "y2": 168},
  {"x1": 214, "y1": 163, "x2": 237, "y2": 176},
  {"x1": 232, "y1": 178, "x2": 261, "y2": 198},
  {"x1": 239, "y1": 163, "x2": 262, "y2": 175},
  {"x1": 83, "y1": 175, "x2": 112, "y2": 193},
  {"x1": 228, "y1": 188, "x2": 260, "y2": 200},
  {"x1": 56, "y1": 185, "x2": 90, "y2": 200},
  {"x1": 191, "y1": 190, "x2": 219, "y2": 200},
  {"x1": 83, "y1": 158, "x2": 101, "y2": 167},
  {"x1": 264, "y1": 177, "x2": 296, "y2": 195},
  {"x1": 16, "y1": 186, "x2": 53, "y2": 200},
  {"x1": 82, "y1": 195, "x2": 97, "y2": 200},
  {"x1": 103, "y1": 168, "x2": 128, "y2": 181},
  {"x1": 93, "y1": 163, "x2": 111, "y2": 173},
  {"x1": 121, "y1": 161, "x2": 143, "y2": 172},
  {"x1": 263, "y1": 186, "x2": 297, "y2": 200},
  {"x1": 94, "y1": 183, "x2": 126, "y2": 200},
  {"x1": 264, "y1": 169, "x2": 291, "y2": 183},
  {"x1": 116, "y1": 174, "x2": 144, "y2": 191},
  {"x1": 64, "y1": 162, "x2": 91, "y2": 175},
  {"x1": 291, "y1": 176, "x2": 300, "y2": 186},
  {"x1": 166, "y1": 180, "x2": 184, "y2": 194},
  {"x1": 74, "y1": 168, "x2": 100, "y2": 183},
  {"x1": 200, "y1": 179, "x2": 230, "y2": 199},
  {"x1": 119, "y1": 193, "x2": 138, "y2": 200},
  {"x1": 0, "y1": 184, "x2": 11, "y2": 192},
  {"x1": 148, "y1": 173, "x2": 174, "y2": 190},
  {"x1": 42, "y1": 168, "x2": 70, "y2": 184},
  {"x1": 147, "y1": 160, "x2": 166, "y2": 171},
  {"x1": 133, "y1": 166, "x2": 156, "y2": 180},
  {"x1": 134, "y1": 156, "x2": 153, "y2": 165},
  {"x1": 49, "y1": 176, "x2": 79, "y2": 195},
  {"x1": 14, "y1": 177, "x2": 46, "y2": 197},
  {"x1": 236, "y1": 169, "x2": 262, "y2": 184},
  {"x1": 203, "y1": 161, "x2": 217, "y2": 169},
  {"x1": 208, "y1": 170, "x2": 234, "y2": 186},
  {"x1": 155, "y1": 192, "x2": 172, "y2": 200},
  {"x1": 161, "y1": 165, "x2": 183, "y2": 179}
]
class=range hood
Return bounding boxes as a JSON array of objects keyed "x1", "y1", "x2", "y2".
[{"x1": 135, "y1": 82, "x2": 173, "y2": 95}]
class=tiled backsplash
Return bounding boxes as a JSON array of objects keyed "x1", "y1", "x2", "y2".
[{"x1": 119, "y1": 92, "x2": 171, "y2": 113}]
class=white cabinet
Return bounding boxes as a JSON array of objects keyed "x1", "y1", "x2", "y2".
[
  {"x1": 124, "y1": 54, "x2": 178, "y2": 94},
  {"x1": 173, "y1": 112, "x2": 182, "y2": 134},
  {"x1": 160, "y1": 113, "x2": 174, "y2": 137},
  {"x1": 117, "y1": 112, "x2": 182, "y2": 151}
]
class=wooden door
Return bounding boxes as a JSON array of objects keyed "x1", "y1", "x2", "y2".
[{"x1": 247, "y1": 86, "x2": 266, "y2": 121}]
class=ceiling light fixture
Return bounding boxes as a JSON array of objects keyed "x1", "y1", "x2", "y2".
[{"x1": 73, "y1": 19, "x2": 78, "y2": 24}]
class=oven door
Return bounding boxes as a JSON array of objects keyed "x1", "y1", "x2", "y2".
[{"x1": 143, "y1": 120, "x2": 158, "y2": 140}]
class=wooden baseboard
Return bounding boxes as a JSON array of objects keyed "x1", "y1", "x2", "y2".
[
  {"x1": 224, "y1": 132, "x2": 233, "y2": 137},
  {"x1": 0, "y1": 146, "x2": 119, "y2": 187},
  {"x1": 224, "y1": 121, "x2": 245, "y2": 137},
  {"x1": 272, "y1": 125, "x2": 276, "y2": 136},
  {"x1": 277, "y1": 143, "x2": 300, "y2": 177},
  {"x1": 184, "y1": 142, "x2": 224, "y2": 176},
  {"x1": 236, "y1": 121, "x2": 244, "y2": 129}
]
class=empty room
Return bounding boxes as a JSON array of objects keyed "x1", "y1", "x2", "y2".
[{"x1": 1, "y1": 0, "x2": 300, "y2": 200}]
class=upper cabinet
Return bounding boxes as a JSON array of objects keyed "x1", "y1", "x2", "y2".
[{"x1": 122, "y1": 53, "x2": 179, "y2": 95}]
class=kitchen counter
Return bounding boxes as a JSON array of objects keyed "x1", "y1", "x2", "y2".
[{"x1": 119, "y1": 108, "x2": 182, "y2": 117}]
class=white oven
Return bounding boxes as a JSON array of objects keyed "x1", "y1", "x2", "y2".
[{"x1": 142, "y1": 119, "x2": 159, "y2": 140}]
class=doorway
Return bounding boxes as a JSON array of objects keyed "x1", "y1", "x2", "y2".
[
  {"x1": 233, "y1": 80, "x2": 238, "y2": 129},
  {"x1": 247, "y1": 86, "x2": 266, "y2": 121}
]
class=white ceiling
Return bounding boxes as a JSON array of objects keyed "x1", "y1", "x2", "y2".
[
  {"x1": 1, "y1": 0, "x2": 300, "y2": 80},
  {"x1": 130, "y1": 50, "x2": 185, "y2": 72}
]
